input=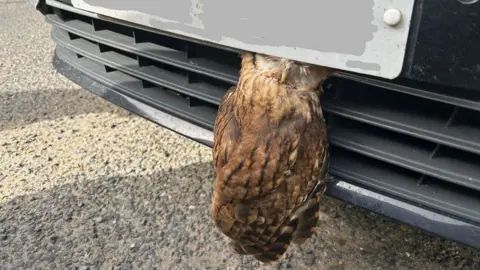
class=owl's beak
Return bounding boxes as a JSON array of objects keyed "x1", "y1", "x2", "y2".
[
  {"x1": 280, "y1": 69, "x2": 288, "y2": 83},
  {"x1": 279, "y1": 61, "x2": 293, "y2": 83}
]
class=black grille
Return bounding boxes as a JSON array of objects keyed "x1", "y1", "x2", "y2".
[{"x1": 46, "y1": 8, "x2": 480, "y2": 225}]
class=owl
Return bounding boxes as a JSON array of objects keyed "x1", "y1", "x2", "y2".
[{"x1": 211, "y1": 52, "x2": 332, "y2": 263}]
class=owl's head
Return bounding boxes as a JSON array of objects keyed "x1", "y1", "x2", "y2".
[{"x1": 241, "y1": 52, "x2": 331, "y2": 90}]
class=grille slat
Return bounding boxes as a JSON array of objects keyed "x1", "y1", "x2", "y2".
[
  {"x1": 52, "y1": 28, "x2": 225, "y2": 106},
  {"x1": 55, "y1": 46, "x2": 217, "y2": 130},
  {"x1": 47, "y1": 13, "x2": 480, "y2": 157},
  {"x1": 330, "y1": 147, "x2": 480, "y2": 224},
  {"x1": 328, "y1": 116, "x2": 480, "y2": 192},
  {"x1": 46, "y1": 11, "x2": 480, "y2": 112},
  {"x1": 334, "y1": 72, "x2": 480, "y2": 112},
  {"x1": 46, "y1": 14, "x2": 239, "y2": 85},
  {"x1": 46, "y1": 8, "x2": 480, "y2": 227},
  {"x1": 323, "y1": 78, "x2": 480, "y2": 156}
]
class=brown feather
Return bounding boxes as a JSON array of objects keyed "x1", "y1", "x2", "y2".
[{"x1": 212, "y1": 51, "x2": 331, "y2": 264}]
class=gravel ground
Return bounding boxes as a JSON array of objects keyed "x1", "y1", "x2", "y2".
[{"x1": 1, "y1": 2, "x2": 479, "y2": 270}]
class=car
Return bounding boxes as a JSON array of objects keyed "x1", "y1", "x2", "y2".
[{"x1": 28, "y1": 0, "x2": 480, "y2": 249}]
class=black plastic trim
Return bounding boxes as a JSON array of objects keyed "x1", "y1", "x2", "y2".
[
  {"x1": 51, "y1": 28, "x2": 226, "y2": 106},
  {"x1": 54, "y1": 45, "x2": 217, "y2": 131},
  {"x1": 328, "y1": 119, "x2": 480, "y2": 192},
  {"x1": 47, "y1": 4, "x2": 480, "y2": 222},
  {"x1": 48, "y1": 17, "x2": 480, "y2": 199},
  {"x1": 46, "y1": 13, "x2": 239, "y2": 85},
  {"x1": 52, "y1": 49, "x2": 480, "y2": 250},
  {"x1": 53, "y1": 42, "x2": 480, "y2": 227},
  {"x1": 323, "y1": 93, "x2": 480, "y2": 156},
  {"x1": 46, "y1": 12, "x2": 480, "y2": 159},
  {"x1": 53, "y1": 47, "x2": 215, "y2": 148},
  {"x1": 46, "y1": 13, "x2": 480, "y2": 112},
  {"x1": 401, "y1": 0, "x2": 480, "y2": 90}
]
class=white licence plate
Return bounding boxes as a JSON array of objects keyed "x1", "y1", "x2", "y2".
[{"x1": 71, "y1": 0, "x2": 415, "y2": 79}]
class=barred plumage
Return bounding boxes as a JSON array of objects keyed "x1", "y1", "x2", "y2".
[{"x1": 212, "y1": 52, "x2": 331, "y2": 263}]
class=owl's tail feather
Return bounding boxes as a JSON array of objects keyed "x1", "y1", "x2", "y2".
[
  {"x1": 229, "y1": 190, "x2": 326, "y2": 264},
  {"x1": 227, "y1": 170, "x2": 329, "y2": 263},
  {"x1": 230, "y1": 183, "x2": 328, "y2": 263},
  {"x1": 293, "y1": 151, "x2": 330, "y2": 245},
  {"x1": 252, "y1": 217, "x2": 300, "y2": 263},
  {"x1": 291, "y1": 190, "x2": 323, "y2": 245},
  {"x1": 294, "y1": 177, "x2": 328, "y2": 245},
  {"x1": 227, "y1": 216, "x2": 300, "y2": 264}
]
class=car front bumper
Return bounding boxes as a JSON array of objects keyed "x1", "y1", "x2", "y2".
[
  {"x1": 30, "y1": 0, "x2": 480, "y2": 250},
  {"x1": 52, "y1": 48, "x2": 480, "y2": 249}
]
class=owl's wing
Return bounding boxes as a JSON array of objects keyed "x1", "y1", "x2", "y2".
[
  {"x1": 212, "y1": 87, "x2": 329, "y2": 263},
  {"x1": 213, "y1": 86, "x2": 239, "y2": 171}
]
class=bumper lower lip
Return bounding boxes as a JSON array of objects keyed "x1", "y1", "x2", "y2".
[{"x1": 52, "y1": 48, "x2": 480, "y2": 250}]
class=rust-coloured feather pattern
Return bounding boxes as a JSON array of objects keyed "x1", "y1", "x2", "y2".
[{"x1": 212, "y1": 52, "x2": 331, "y2": 263}]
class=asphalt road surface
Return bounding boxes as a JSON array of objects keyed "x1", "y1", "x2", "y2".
[{"x1": 1, "y1": 2, "x2": 479, "y2": 270}]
